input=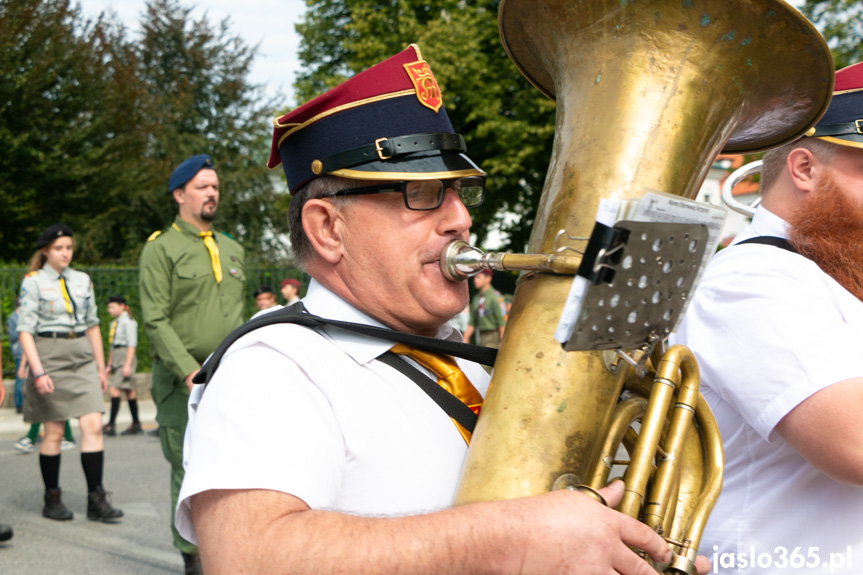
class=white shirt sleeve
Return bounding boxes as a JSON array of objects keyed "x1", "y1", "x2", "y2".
[
  {"x1": 678, "y1": 251, "x2": 863, "y2": 441},
  {"x1": 177, "y1": 341, "x2": 347, "y2": 543}
]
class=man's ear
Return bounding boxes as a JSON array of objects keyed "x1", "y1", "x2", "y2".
[
  {"x1": 172, "y1": 187, "x2": 185, "y2": 206},
  {"x1": 303, "y1": 199, "x2": 345, "y2": 265},
  {"x1": 786, "y1": 147, "x2": 819, "y2": 193}
]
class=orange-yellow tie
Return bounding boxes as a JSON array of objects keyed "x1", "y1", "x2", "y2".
[
  {"x1": 199, "y1": 231, "x2": 223, "y2": 283},
  {"x1": 390, "y1": 343, "x2": 483, "y2": 445},
  {"x1": 108, "y1": 320, "x2": 117, "y2": 346},
  {"x1": 58, "y1": 276, "x2": 74, "y2": 315}
]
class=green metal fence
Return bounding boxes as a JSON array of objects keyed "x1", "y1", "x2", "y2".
[{"x1": 0, "y1": 266, "x2": 307, "y2": 376}]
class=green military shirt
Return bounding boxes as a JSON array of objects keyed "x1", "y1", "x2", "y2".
[
  {"x1": 139, "y1": 216, "x2": 245, "y2": 382},
  {"x1": 469, "y1": 286, "x2": 507, "y2": 333}
]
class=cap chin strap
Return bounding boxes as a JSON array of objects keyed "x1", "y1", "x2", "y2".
[{"x1": 315, "y1": 132, "x2": 466, "y2": 175}]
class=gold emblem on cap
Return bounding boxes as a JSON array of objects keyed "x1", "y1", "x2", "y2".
[
  {"x1": 805, "y1": 127, "x2": 817, "y2": 137},
  {"x1": 311, "y1": 160, "x2": 323, "y2": 175}
]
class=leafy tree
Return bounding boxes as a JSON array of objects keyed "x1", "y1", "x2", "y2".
[
  {"x1": 0, "y1": 0, "x2": 144, "y2": 263},
  {"x1": 801, "y1": 0, "x2": 863, "y2": 69},
  {"x1": 294, "y1": 0, "x2": 555, "y2": 251},
  {"x1": 0, "y1": 0, "x2": 291, "y2": 266},
  {"x1": 131, "y1": 0, "x2": 289, "y2": 264}
]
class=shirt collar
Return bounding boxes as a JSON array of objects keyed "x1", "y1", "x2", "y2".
[
  {"x1": 302, "y1": 279, "x2": 461, "y2": 366},
  {"x1": 172, "y1": 215, "x2": 210, "y2": 238},
  {"x1": 42, "y1": 262, "x2": 67, "y2": 278},
  {"x1": 734, "y1": 205, "x2": 791, "y2": 243}
]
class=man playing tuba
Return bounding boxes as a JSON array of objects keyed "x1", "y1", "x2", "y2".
[
  {"x1": 174, "y1": 45, "x2": 705, "y2": 575},
  {"x1": 673, "y1": 61, "x2": 863, "y2": 575}
]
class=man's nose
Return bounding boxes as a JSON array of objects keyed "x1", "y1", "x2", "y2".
[{"x1": 437, "y1": 187, "x2": 473, "y2": 236}]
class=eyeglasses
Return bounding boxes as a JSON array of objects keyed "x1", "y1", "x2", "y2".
[{"x1": 327, "y1": 176, "x2": 486, "y2": 211}]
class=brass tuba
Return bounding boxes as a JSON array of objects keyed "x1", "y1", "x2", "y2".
[{"x1": 448, "y1": 0, "x2": 833, "y2": 572}]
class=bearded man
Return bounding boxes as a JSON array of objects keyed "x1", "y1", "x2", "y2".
[{"x1": 672, "y1": 61, "x2": 863, "y2": 575}]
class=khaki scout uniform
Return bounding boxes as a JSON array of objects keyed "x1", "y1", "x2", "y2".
[
  {"x1": 108, "y1": 311, "x2": 138, "y2": 390},
  {"x1": 17, "y1": 264, "x2": 102, "y2": 422},
  {"x1": 139, "y1": 216, "x2": 245, "y2": 554},
  {"x1": 468, "y1": 285, "x2": 507, "y2": 349}
]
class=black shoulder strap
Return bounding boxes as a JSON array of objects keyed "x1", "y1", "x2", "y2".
[
  {"x1": 735, "y1": 236, "x2": 799, "y2": 254},
  {"x1": 193, "y1": 302, "x2": 497, "y2": 385},
  {"x1": 377, "y1": 351, "x2": 478, "y2": 433}
]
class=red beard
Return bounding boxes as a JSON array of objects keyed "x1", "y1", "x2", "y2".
[{"x1": 787, "y1": 174, "x2": 863, "y2": 301}]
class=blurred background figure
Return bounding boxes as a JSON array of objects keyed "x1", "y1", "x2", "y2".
[
  {"x1": 462, "y1": 269, "x2": 507, "y2": 349},
  {"x1": 279, "y1": 278, "x2": 301, "y2": 305},
  {"x1": 253, "y1": 285, "x2": 277, "y2": 311},
  {"x1": 103, "y1": 296, "x2": 142, "y2": 437}
]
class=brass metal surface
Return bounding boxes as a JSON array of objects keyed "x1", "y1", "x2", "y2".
[{"x1": 453, "y1": 0, "x2": 831, "y2": 570}]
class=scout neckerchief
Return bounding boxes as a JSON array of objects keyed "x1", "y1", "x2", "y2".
[
  {"x1": 58, "y1": 273, "x2": 78, "y2": 322},
  {"x1": 194, "y1": 303, "x2": 496, "y2": 437},
  {"x1": 172, "y1": 222, "x2": 223, "y2": 283}
]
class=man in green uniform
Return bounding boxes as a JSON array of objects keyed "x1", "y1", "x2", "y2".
[
  {"x1": 462, "y1": 269, "x2": 506, "y2": 349},
  {"x1": 139, "y1": 154, "x2": 245, "y2": 575}
]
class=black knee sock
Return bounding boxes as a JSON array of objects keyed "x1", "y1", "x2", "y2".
[
  {"x1": 40, "y1": 454, "x2": 61, "y2": 490},
  {"x1": 81, "y1": 451, "x2": 104, "y2": 493},
  {"x1": 128, "y1": 398, "x2": 140, "y2": 424},
  {"x1": 108, "y1": 397, "x2": 121, "y2": 425}
]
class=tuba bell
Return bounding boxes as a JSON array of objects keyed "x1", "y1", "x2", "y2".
[{"x1": 448, "y1": 0, "x2": 834, "y2": 572}]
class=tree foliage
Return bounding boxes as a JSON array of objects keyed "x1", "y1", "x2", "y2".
[
  {"x1": 294, "y1": 0, "x2": 555, "y2": 251},
  {"x1": 0, "y1": 0, "x2": 288, "y2": 265},
  {"x1": 801, "y1": 0, "x2": 863, "y2": 69}
]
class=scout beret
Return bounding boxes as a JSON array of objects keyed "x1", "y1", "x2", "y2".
[
  {"x1": 280, "y1": 278, "x2": 300, "y2": 289},
  {"x1": 108, "y1": 295, "x2": 127, "y2": 305},
  {"x1": 268, "y1": 44, "x2": 484, "y2": 194},
  {"x1": 36, "y1": 223, "x2": 73, "y2": 248},
  {"x1": 806, "y1": 61, "x2": 863, "y2": 148},
  {"x1": 169, "y1": 155, "x2": 215, "y2": 191},
  {"x1": 253, "y1": 285, "x2": 275, "y2": 297}
]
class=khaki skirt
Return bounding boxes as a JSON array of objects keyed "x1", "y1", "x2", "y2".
[
  {"x1": 24, "y1": 336, "x2": 104, "y2": 423},
  {"x1": 109, "y1": 347, "x2": 138, "y2": 390}
]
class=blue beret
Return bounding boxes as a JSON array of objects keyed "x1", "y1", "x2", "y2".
[{"x1": 169, "y1": 155, "x2": 215, "y2": 191}]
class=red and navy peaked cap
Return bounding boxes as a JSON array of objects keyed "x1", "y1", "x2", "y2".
[
  {"x1": 806, "y1": 61, "x2": 863, "y2": 149},
  {"x1": 267, "y1": 44, "x2": 485, "y2": 194}
]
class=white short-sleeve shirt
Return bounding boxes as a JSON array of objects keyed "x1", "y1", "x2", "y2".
[
  {"x1": 672, "y1": 206, "x2": 863, "y2": 574},
  {"x1": 176, "y1": 280, "x2": 489, "y2": 544}
]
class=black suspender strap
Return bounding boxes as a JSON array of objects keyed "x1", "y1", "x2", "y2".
[
  {"x1": 193, "y1": 302, "x2": 497, "y2": 385},
  {"x1": 376, "y1": 351, "x2": 478, "y2": 433},
  {"x1": 734, "y1": 236, "x2": 799, "y2": 254}
]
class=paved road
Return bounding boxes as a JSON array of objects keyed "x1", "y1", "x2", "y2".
[{"x1": 0, "y1": 403, "x2": 186, "y2": 574}]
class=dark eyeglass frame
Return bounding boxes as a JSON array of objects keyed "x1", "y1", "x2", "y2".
[{"x1": 326, "y1": 176, "x2": 486, "y2": 211}]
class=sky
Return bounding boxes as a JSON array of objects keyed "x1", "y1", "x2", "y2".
[{"x1": 77, "y1": 0, "x2": 306, "y2": 107}]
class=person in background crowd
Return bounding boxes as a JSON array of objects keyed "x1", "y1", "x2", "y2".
[
  {"x1": 253, "y1": 285, "x2": 278, "y2": 311},
  {"x1": 103, "y1": 296, "x2": 142, "y2": 437},
  {"x1": 462, "y1": 269, "x2": 507, "y2": 348},
  {"x1": 139, "y1": 154, "x2": 245, "y2": 575},
  {"x1": 17, "y1": 223, "x2": 123, "y2": 523},
  {"x1": 7, "y1": 299, "x2": 24, "y2": 414},
  {"x1": 0, "y1": 376, "x2": 12, "y2": 543},
  {"x1": 279, "y1": 278, "x2": 301, "y2": 305}
]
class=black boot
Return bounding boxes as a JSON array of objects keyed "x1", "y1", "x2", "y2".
[
  {"x1": 43, "y1": 488, "x2": 74, "y2": 521},
  {"x1": 0, "y1": 523, "x2": 12, "y2": 542},
  {"x1": 120, "y1": 422, "x2": 143, "y2": 436},
  {"x1": 182, "y1": 552, "x2": 203, "y2": 575},
  {"x1": 87, "y1": 487, "x2": 123, "y2": 522}
]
